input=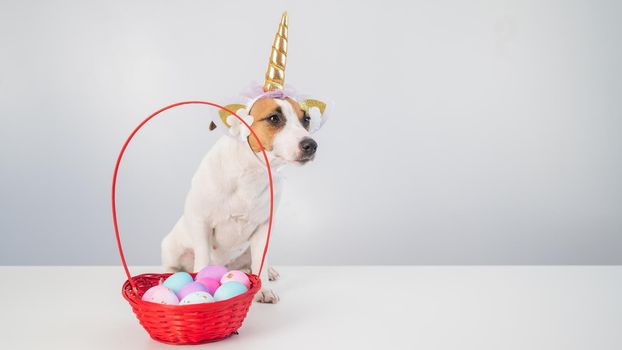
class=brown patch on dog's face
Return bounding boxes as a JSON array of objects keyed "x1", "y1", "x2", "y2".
[{"x1": 248, "y1": 98, "x2": 283, "y2": 152}]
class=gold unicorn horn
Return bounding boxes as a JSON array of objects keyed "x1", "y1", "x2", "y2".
[{"x1": 264, "y1": 11, "x2": 288, "y2": 91}]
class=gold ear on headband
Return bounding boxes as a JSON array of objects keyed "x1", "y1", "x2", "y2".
[
  {"x1": 299, "y1": 99, "x2": 327, "y2": 116},
  {"x1": 299, "y1": 99, "x2": 328, "y2": 133},
  {"x1": 217, "y1": 103, "x2": 247, "y2": 128}
]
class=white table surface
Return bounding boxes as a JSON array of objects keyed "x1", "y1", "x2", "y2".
[{"x1": 0, "y1": 266, "x2": 620, "y2": 349}]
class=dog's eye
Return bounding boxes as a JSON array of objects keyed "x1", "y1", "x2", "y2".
[
  {"x1": 267, "y1": 114, "x2": 281, "y2": 125},
  {"x1": 302, "y1": 115, "x2": 311, "y2": 125}
]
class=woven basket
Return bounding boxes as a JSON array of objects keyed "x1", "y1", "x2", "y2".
[{"x1": 112, "y1": 101, "x2": 274, "y2": 345}]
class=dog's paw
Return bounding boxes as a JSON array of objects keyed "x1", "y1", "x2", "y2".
[
  {"x1": 254, "y1": 288, "x2": 280, "y2": 304},
  {"x1": 268, "y1": 266, "x2": 280, "y2": 281}
]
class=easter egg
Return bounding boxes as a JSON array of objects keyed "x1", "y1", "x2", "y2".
[
  {"x1": 162, "y1": 272, "x2": 193, "y2": 294},
  {"x1": 177, "y1": 281, "x2": 208, "y2": 300},
  {"x1": 220, "y1": 270, "x2": 251, "y2": 288},
  {"x1": 213, "y1": 281, "x2": 248, "y2": 301},
  {"x1": 196, "y1": 265, "x2": 228, "y2": 282},
  {"x1": 142, "y1": 285, "x2": 179, "y2": 305},
  {"x1": 179, "y1": 291, "x2": 215, "y2": 305},
  {"x1": 196, "y1": 277, "x2": 221, "y2": 295}
]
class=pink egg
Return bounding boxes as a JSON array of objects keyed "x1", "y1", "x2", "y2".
[
  {"x1": 196, "y1": 265, "x2": 228, "y2": 281},
  {"x1": 142, "y1": 285, "x2": 179, "y2": 305},
  {"x1": 177, "y1": 281, "x2": 208, "y2": 300},
  {"x1": 195, "y1": 277, "x2": 220, "y2": 295},
  {"x1": 220, "y1": 270, "x2": 250, "y2": 288}
]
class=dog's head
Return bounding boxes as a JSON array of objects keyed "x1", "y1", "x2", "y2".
[
  {"x1": 210, "y1": 12, "x2": 329, "y2": 165},
  {"x1": 247, "y1": 97, "x2": 322, "y2": 165},
  {"x1": 214, "y1": 96, "x2": 328, "y2": 166}
]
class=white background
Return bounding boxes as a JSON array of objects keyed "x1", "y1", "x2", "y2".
[{"x1": 1, "y1": 0, "x2": 621, "y2": 265}]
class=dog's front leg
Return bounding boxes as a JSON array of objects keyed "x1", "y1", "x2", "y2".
[
  {"x1": 186, "y1": 216, "x2": 211, "y2": 273},
  {"x1": 250, "y1": 222, "x2": 279, "y2": 304}
]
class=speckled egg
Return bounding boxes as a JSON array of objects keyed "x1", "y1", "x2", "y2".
[
  {"x1": 162, "y1": 272, "x2": 193, "y2": 294},
  {"x1": 220, "y1": 270, "x2": 251, "y2": 288},
  {"x1": 196, "y1": 265, "x2": 228, "y2": 282},
  {"x1": 213, "y1": 281, "x2": 248, "y2": 301},
  {"x1": 142, "y1": 285, "x2": 179, "y2": 305},
  {"x1": 177, "y1": 281, "x2": 208, "y2": 300},
  {"x1": 179, "y1": 291, "x2": 214, "y2": 305},
  {"x1": 195, "y1": 277, "x2": 221, "y2": 295}
]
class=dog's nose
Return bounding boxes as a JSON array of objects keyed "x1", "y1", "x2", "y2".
[{"x1": 299, "y1": 138, "x2": 318, "y2": 156}]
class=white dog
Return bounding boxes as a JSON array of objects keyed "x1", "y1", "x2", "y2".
[{"x1": 160, "y1": 12, "x2": 327, "y2": 303}]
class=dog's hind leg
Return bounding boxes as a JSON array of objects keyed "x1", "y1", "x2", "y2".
[{"x1": 161, "y1": 219, "x2": 186, "y2": 272}]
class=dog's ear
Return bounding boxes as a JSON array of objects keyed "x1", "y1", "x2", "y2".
[
  {"x1": 213, "y1": 103, "x2": 257, "y2": 142},
  {"x1": 299, "y1": 99, "x2": 328, "y2": 133},
  {"x1": 211, "y1": 103, "x2": 247, "y2": 131}
]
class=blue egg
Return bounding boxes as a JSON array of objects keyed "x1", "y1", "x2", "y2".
[
  {"x1": 213, "y1": 281, "x2": 248, "y2": 301},
  {"x1": 162, "y1": 272, "x2": 193, "y2": 293}
]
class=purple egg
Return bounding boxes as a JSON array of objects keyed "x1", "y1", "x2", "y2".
[
  {"x1": 196, "y1": 265, "x2": 228, "y2": 282},
  {"x1": 176, "y1": 281, "x2": 208, "y2": 300}
]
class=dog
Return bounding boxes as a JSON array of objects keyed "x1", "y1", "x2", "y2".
[{"x1": 160, "y1": 12, "x2": 328, "y2": 303}]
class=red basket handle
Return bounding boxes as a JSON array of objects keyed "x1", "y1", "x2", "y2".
[{"x1": 112, "y1": 101, "x2": 274, "y2": 293}]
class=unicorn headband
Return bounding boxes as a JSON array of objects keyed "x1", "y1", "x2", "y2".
[{"x1": 212, "y1": 12, "x2": 329, "y2": 139}]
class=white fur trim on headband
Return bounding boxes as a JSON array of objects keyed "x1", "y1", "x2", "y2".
[{"x1": 225, "y1": 108, "x2": 254, "y2": 142}]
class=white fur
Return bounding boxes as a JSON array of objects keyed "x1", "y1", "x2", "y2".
[{"x1": 161, "y1": 98, "x2": 311, "y2": 303}]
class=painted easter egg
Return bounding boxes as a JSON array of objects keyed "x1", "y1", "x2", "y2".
[
  {"x1": 179, "y1": 291, "x2": 215, "y2": 305},
  {"x1": 177, "y1": 281, "x2": 208, "y2": 300},
  {"x1": 141, "y1": 285, "x2": 179, "y2": 305},
  {"x1": 220, "y1": 270, "x2": 251, "y2": 288},
  {"x1": 162, "y1": 272, "x2": 193, "y2": 294},
  {"x1": 213, "y1": 281, "x2": 248, "y2": 301},
  {"x1": 196, "y1": 265, "x2": 228, "y2": 282},
  {"x1": 195, "y1": 277, "x2": 221, "y2": 295}
]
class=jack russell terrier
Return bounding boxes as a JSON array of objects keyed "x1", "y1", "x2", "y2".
[{"x1": 160, "y1": 12, "x2": 328, "y2": 303}]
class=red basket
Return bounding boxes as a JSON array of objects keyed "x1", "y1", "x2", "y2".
[{"x1": 112, "y1": 101, "x2": 274, "y2": 345}]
